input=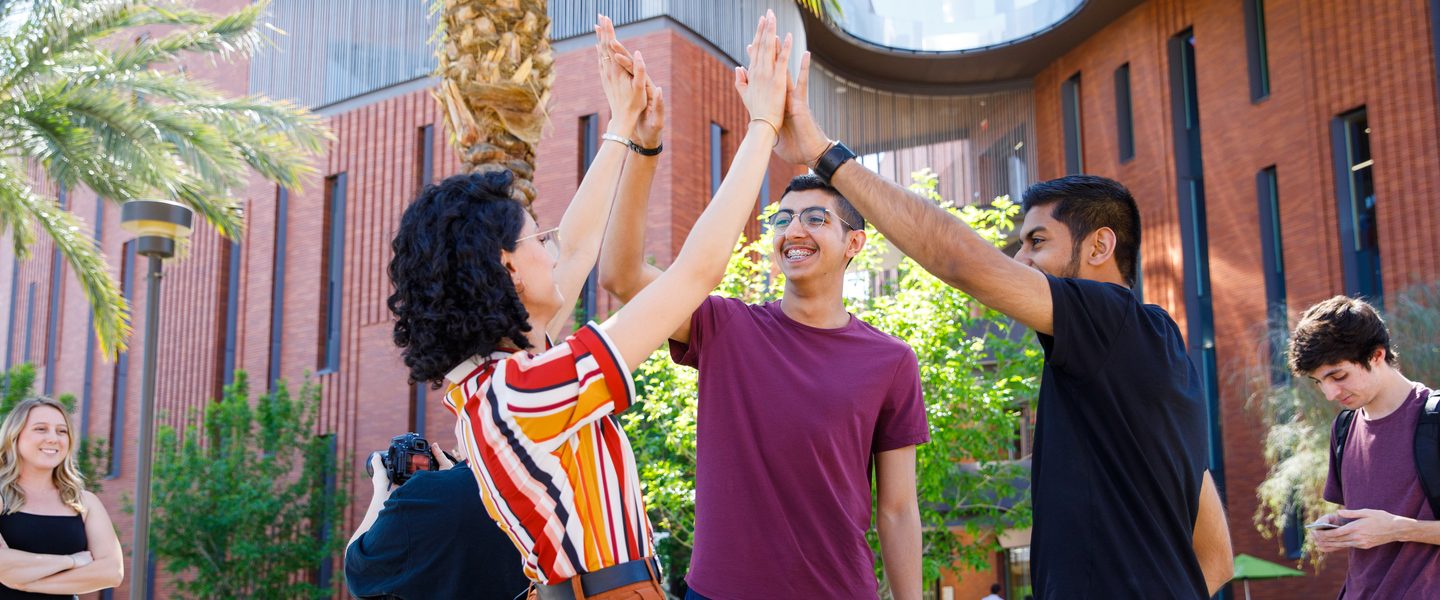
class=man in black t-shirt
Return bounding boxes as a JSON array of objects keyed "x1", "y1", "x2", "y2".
[
  {"x1": 345, "y1": 446, "x2": 529, "y2": 599},
  {"x1": 766, "y1": 61, "x2": 1233, "y2": 598}
]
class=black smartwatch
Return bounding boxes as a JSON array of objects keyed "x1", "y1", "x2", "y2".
[
  {"x1": 630, "y1": 140, "x2": 663, "y2": 156},
  {"x1": 813, "y1": 141, "x2": 856, "y2": 185}
]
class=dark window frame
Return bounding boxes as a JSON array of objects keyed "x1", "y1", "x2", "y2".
[
  {"x1": 80, "y1": 199, "x2": 103, "y2": 440},
  {"x1": 410, "y1": 125, "x2": 436, "y2": 434},
  {"x1": 43, "y1": 186, "x2": 67, "y2": 395},
  {"x1": 269, "y1": 188, "x2": 289, "y2": 389},
  {"x1": 1243, "y1": 0, "x2": 1272, "y2": 101},
  {"x1": 108, "y1": 241, "x2": 137, "y2": 478},
  {"x1": 1114, "y1": 63, "x2": 1135, "y2": 163},
  {"x1": 1257, "y1": 166, "x2": 1289, "y2": 384},
  {"x1": 318, "y1": 174, "x2": 347, "y2": 374},
  {"x1": 1330, "y1": 107, "x2": 1382, "y2": 309},
  {"x1": 710, "y1": 122, "x2": 727, "y2": 195},
  {"x1": 219, "y1": 238, "x2": 241, "y2": 392},
  {"x1": 578, "y1": 114, "x2": 601, "y2": 323},
  {"x1": 1061, "y1": 73, "x2": 1084, "y2": 174},
  {"x1": 22, "y1": 282, "x2": 35, "y2": 364},
  {"x1": 1169, "y1": 29, "x2": 1227, "y2": 499}
]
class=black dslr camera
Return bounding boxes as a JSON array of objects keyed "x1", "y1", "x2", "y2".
[{"x1": 366, "y1": 432, "x2": 439, "y2": 486}]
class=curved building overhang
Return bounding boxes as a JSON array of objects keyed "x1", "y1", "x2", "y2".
[{"x1": 802, "y1": 0, "x2": 1142, "y2": 92}]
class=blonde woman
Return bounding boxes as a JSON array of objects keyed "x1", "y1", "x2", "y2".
[{"x1": 0, "y1": 398, "x2": 122, "y2": 598}]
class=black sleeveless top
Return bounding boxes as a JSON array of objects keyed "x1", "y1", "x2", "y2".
[{"x1": 0, "y1": 511, "x2": 87, "y2": 600}]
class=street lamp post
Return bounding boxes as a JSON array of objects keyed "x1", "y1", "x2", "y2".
[{"x1": 120, "y1": 200, "x2": 193, "y2": 600}]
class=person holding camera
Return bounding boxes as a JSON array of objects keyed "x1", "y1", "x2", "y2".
[{"x1": 345, "y1": 434, "x2": 530, "y2": 599}]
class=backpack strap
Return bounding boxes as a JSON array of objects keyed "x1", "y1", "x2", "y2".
[
  {"x1": 1332, "y1": 409, "x2": 1358, "y2": 496},
  {"x1": 1413, "y1": 390, "x2": 1440, "y2": 519}
]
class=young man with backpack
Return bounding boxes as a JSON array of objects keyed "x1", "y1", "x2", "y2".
[{"x1": 1290, "y1": 295, "x2": 1440, "y2": 597}]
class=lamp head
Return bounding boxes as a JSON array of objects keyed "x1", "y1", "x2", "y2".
[{"x1": 120, "y1": 200, "x2": 193, "y2": 258}]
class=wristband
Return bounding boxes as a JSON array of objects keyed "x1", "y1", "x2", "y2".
[
  {"x1": 602, "y1": 133, "x2": 663, "y2": 156},
  {"x1": 813, "y1": 141, "x2": 857, "y2": 185}
]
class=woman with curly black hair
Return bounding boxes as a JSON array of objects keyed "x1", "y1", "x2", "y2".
[{"x1": 385, "y1": 13, "x2": 794, "y2": 599}]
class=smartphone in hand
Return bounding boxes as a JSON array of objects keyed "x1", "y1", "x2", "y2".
[{"x1": 1304, "y1": 517, "x2": 1353, "y2": 530}]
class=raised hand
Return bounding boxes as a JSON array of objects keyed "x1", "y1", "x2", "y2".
[
  {"x1": 735, "y1": 10, "x2": 791, "y2": 134},
  {"x1": 594, "y1": 15, "x2": 647, "y2": 137},
  {"x1": 601, "y1": 31, "x2": 664, "y2": 148},
  {"x1": 776, "y1": 51, "x2": 833, "y2": 168}
]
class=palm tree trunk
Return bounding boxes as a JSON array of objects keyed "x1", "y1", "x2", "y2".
[{"x1": 435, "y1": 0, "x2": 553, "y2": 206}]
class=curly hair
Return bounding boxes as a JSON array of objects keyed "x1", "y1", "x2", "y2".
[{"x1": 388, "y1": 171, "x2": 535, "y2": 387}]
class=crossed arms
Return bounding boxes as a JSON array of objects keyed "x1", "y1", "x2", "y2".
[{"x1": 0, "y1": 492, "x2": 124, "y2": 594}]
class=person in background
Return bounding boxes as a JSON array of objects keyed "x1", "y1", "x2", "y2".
[
  {"x1": 1293, "y1": 296, "x2": 1440, "y2": 598},
  {"x1": 0, "y1": 397, "x2": 123, "y2": 599}
]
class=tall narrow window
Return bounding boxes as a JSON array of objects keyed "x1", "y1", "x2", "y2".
[
  {"x1": 81, "y1": 199, "x2": 104, "y2": 439},
  {"x1": 1244, "y1": 0, "x2": 1272, "y2": 101},
  {"x1": 1332, "y1": 108, "x2": 1382, "y2": 308},
  {"x1": 577, "y1": 114, "x2": 600, "y2": 323},
  {"x1": 1257, "y1": 166, "x2": 1288, "y2": 383},
  {"x1": 710, "y1": 122, "x2": 726, "y2": 195},
  {"x1": 218, "y1": 238, "x2": 241, "y2": 393},
  {"x1": 43, "y1": 186, "x2": 67, "y2": 394},
  {"x1": 22, "y1": 283, "x2": 35, "y2": 363},
  {"x1": 1114, "y1": 64, "x2": 1135, "y2": 163},
  {"x1": 1061, "y1": 73, "x2": 1084, "y2": 174},
  {"x1": 416, "y1": 125, "x2": 435, "y2": 191},
  {"x1": 269, "y1": 188, "x2": 289, "y2": 389},
  {"x1": 318, "y1": 174, "x2": 346, "y2": 373},
  {"x1": 411, "y1": 126, "x2": 435, "y2": 430},
  {"x1": 109, "y1": 241, "x2": 137, "y2": 477},
  {"x1": 1169, "y1": 30, "x2": 1226, "y2": 493},
  {"x1": 4, "y1": 255, "x2": 18, "y2": 370}
]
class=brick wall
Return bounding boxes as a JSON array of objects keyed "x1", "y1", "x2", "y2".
[
  {"x1": 10, "y1": 15, "x2": 795, "y2": 599},
  {"x1": 1034, "y1": 0, "x2": 1440, "y2": 597}
]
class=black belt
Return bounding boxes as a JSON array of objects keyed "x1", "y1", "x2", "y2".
[{"x1": 535, "y1": 557, "x2": 659, "y2": 600}]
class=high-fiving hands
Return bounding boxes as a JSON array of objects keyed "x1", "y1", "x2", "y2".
[
  {"x1": 594, "y1": 15, "x2": 648, "y2": 139},
  {"x1": 595, "y1": 18, "x2": 664, "y2": 149},
  {"x1": 775, "y1": 51, "x2": 832, "y2": 169},
  {"x1": 735, "y1": 11, "x2": 791, "y2": 139}
]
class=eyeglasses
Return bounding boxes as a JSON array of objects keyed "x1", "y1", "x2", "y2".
[
  {"x1": 516, "y1": 227, "x2": 560, "y2": 259},
  {"x1": 767, "y1": 207, "x2": 857, "y2": 232}
]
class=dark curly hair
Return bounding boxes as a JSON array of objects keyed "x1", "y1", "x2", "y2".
[{"x1": 388, "y1": 170, "x2": 534, "y2": 387}]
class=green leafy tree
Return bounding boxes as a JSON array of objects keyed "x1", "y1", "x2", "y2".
[
  {"x1": 147, "y1": 370, "x2": 348, "y2": 599},
  {"x1": 623, "y1": 169, "x2": 1041, "y2": 597},
  {"x1": 0, "y1": 0, "x2": 330, "y2": 355},
  {"x1": 0, "y1": 363, "x2": 108, "y2": 491},
  {"x1": 1254, "y1": 283, "x2": 1440, "y2": 561}
]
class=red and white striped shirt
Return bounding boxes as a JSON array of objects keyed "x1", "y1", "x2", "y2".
[{"x1": 442, "y1": 323, "x2": 653, "y2": 584}]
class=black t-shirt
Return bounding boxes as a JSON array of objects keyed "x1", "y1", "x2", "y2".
[
  {"x1": 1031, "y1": 275, "x2": 1209, "y2": 598},
  {"x1": 345, "y1": 465, "x2": 530, "y2": 600}
]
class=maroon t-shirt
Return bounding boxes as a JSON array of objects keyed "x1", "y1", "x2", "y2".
[
  {"x1": 670, "y1": 296, "x2": 928, "y2": 600},
  {"x1": 1324, "y1": 383, "x2": 1440, "y2": 599}
]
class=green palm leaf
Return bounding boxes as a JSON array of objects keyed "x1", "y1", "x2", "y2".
[{"x1": 0, "y1": 0, "x2": 332, "y2": 355}]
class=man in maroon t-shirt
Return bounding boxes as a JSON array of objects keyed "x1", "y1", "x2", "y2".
[
  {"x1": 1290, "y1": 296, "x2": 1440, "y2": 599},
  {"x1": 600, "y1": 144, "x2": 928, "y2": 596}
]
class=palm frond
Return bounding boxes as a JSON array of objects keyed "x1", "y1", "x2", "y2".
[
  {"x1": 0, "y1": 160, "x2": 129, "y2": 354},
  {"x1": 0, "y1": 0, "x2": 329, "y2": 351},
  {"x1": 111, "y1": 1, "x2": 267, "y2": 72}
]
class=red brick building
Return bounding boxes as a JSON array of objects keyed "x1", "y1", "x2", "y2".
[{"x1": 7, "y1": 1, "x2": 1439, "y2": 598}]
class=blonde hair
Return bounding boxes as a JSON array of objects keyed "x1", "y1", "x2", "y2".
[{"x1": 0, "y1": 397, "x2": 86, "y2": 515}]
